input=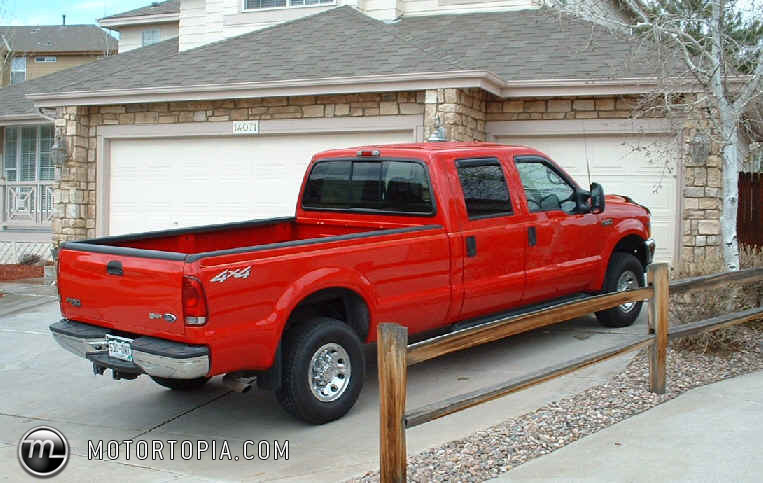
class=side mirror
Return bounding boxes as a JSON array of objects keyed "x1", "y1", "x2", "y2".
[
  {"x1": 590, "y1": 182, "x2": 605, "y2": 214},
  {"x1": 573, "y1": 188, "x2": 591, "y2": 214}
]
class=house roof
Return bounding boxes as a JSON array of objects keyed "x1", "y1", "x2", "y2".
[
  {"x1": 22, "y1": 7, "x2": 678, "y2": 108},
  {"x1": 99, "y1": 0, "x2": 179, "y2": 21},
  {"x1": 0, "y1": 41, "x2": 171, "y2": 120},
  {"x1": 0, "y1": 25, "x2": 117, "y2": 53}
]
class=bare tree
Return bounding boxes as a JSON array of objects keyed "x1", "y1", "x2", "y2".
[{"x1": 551, "y1": 0, "x2": 762, "y2": 271}]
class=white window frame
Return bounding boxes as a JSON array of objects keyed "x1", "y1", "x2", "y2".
[
  {"x1": 142, "y1": 28, "x2": 161, "y2": 47},
  {"x1": 10, "y1": 56, "x2": 26, "y2": 85},
  {"x1": 242, "y1": 0, "x2": 336, "y2": 12},
  {"x1": 2, "y1": 125, "x2": 56, "y2": 227}
]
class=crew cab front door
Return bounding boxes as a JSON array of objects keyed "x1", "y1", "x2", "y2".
[
  {"x1": 515, "y1": 156, "x2": 602, "y2": 301},
  {"x1": 453, "y1": 157, "x2": 527, "y2": 320}
]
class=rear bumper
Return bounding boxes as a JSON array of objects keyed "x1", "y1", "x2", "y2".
[
  {"x1": 644, "y1": 238, "x2": 656, "y2": 266},
  {"x1": 50, "y1": 319, "x2": 209, "y2": 379}
]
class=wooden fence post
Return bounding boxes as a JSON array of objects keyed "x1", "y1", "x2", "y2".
[
  {"x1": 648, "y1": 262, "x2": 670, "y2": 394},
  {"x1": 378, "y1": 323, "x2": 408, "y2": 483}
]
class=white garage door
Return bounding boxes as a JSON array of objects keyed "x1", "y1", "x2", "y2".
[
  {"x1": 494, "y1": 133, "x2": 678, "y2": 264},
  {"x1": 109, "y1": 130, "x2": 414, "y2": 235}
]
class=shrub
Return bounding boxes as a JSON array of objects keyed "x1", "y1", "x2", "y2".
[{"x1": 669, "y1": 245, "x2": 763, "y2": 354}]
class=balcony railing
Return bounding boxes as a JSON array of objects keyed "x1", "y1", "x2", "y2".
[{"x1": 1, "y1": 182, "x2": 55, "y2": 227}]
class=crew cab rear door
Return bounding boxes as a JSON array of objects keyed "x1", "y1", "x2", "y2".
[{"x1": 451, "y1": 157, "x2": 527, "y2": 320}]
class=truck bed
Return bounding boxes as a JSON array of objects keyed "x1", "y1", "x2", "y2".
[{"x1": 65, "y1": 217, "x2": 423, "y2": 259}]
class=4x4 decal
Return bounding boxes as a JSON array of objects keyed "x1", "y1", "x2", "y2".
[{"x1": 210, "y1": 266, "x2": 252, "y2": 283}]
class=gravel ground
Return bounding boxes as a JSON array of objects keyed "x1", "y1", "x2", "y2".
[{"x1": 351, "y1": 323, "x2": 763, "y2": 482}]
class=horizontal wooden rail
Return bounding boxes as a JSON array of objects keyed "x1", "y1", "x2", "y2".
[
  {"x1": 669, "y1": 267, "x2": 763, "y2": 295},
  {"x1": 668, "y1": 306, "x2": 763, "y2": 340},
  {"x1": 407, "y1": 286, "x2": 653, "y2": 366},
  {"x1": 405, "y1": 335, "x2": 654, "y2": 428}
]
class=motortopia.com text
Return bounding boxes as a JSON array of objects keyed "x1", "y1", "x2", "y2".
[{"x1": 88, "y1": 440, "x2": 289, "y2": 461}]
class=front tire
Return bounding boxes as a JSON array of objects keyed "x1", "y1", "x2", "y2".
[
  {"x1": 595, "y1": 252, "x2": 645, "y2": 327},
  {"x1": 150, "y1": 376, "x2": 210, "y2": 390},
  {"x1": 276, "y1": 317, "x2": 364, "y2": 424}
]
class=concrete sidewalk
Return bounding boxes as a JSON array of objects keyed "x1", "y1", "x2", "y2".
[{"x1": 492, "y1": 370, "x2": 763, "y2": 482}]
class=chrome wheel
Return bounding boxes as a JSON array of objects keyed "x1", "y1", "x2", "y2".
[
  {"x1": 309, "y1": 343, "x2": 351, "y2": 402},
  {"x1": 617, "y1": 270, "x2": 639, "y2": 312}
]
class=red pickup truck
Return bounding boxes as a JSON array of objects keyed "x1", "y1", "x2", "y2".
[{"x1": 51, "y1": 142, "x2": 654, "y2": 424}]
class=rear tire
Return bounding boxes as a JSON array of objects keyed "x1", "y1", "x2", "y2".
[
  {"x1": 150, "y1": 376, "x2": 209, "y2": 391},
  {"x1": 276, "y1": 317, "x2": 364, "y2": 424},
  {"x1": 595, "y1": 252, "x2": 645, "y2": 327}
]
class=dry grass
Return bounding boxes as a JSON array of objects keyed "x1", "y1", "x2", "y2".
[{"x1": 670, "y1": 244, "x2": 763, "y2": 353}]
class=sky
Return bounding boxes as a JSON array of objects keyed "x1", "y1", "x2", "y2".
[{"x1": 0, "y1": 0, "x2": 155, "y2": 26}]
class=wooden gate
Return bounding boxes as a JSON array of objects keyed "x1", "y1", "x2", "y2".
[{"x1": 738, "y1": 172, "x2": 762, "y2": 247}]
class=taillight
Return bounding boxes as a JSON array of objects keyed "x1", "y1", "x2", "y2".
[{"x1": 182, "y1": 276, "x2": 208, "y2": 326}]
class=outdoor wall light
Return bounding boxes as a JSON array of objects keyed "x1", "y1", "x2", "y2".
[
  {"x1": 51, "y1": 135, "x2": 68, "y2": 167},
  {"x1": 689, "y1": 133, "x2": 709, "y2": 164},
  {"x1": 428, "y1": 116, "x2": 447, "y2": 142}
]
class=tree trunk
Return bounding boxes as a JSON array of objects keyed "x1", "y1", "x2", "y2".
[{"x1": 720, "y1": 111, "x2": 741, "y2": 271}]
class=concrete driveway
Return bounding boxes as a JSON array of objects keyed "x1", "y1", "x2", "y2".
[{"x1": 0, "y1": 288, "x2": 649, "y2": 482}]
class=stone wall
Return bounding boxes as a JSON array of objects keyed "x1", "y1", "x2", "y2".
[
  {"x1": 425, "y1": 88, "x2": 487, "y2": 141},
  {"x1": 485, "y1": 94, "x2": 645, "y2": 120}
]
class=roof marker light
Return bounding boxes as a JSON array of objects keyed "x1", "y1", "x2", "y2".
[{"x1": 357, "y1": 150, "x2": 380, "y2": 157}]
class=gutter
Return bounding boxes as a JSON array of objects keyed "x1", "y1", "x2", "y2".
[
  {"x1": 98, "y1": 13, "x2": 180, "y2": 28},
  {"x1": 25, "y1": 70, "x2": 754, "y2": 107},
  {"x1": 0, "y1": 113, "x2": 49, "y2": 126}
]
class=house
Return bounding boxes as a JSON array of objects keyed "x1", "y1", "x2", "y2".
[
  {"x1": 98, "y1": 0, "x2": 180, "y2": 53},
  {"x1": 22, "y1": 0, "x2": 725, "y2": 271},
  {"x1": 0, "y1": 25, "x2": 116, "y2": 263}
]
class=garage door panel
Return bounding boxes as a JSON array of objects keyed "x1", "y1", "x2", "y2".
[
  {"x1": 497, "y1": 133, "x2": 679, "y2": 265},
  {"x1": 109, "y1": 130, "x2": 414, "y2": 235}
]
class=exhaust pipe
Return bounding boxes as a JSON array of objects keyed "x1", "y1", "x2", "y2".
[{"x1": 222, "y1": 372, "x2": 257, "y2": 393}]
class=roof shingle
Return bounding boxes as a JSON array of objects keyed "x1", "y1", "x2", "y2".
[
  {"x1": 10, "y1": 7, "x2": 676, "y2": 114},
  {"x1": 0, "y1": 25, "x2": 117, "y2": 53},
  {"x1": 99, "y1": 1, "x2": 179, "y2": 21}
]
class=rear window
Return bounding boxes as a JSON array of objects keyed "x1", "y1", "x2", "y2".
[{"x1": 302, "y1": 159, "x2": 434, "y2": 214}]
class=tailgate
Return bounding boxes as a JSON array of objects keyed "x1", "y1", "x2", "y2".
[{"x1": 57, "y1": 248, "x2": 187, "y2": 338}]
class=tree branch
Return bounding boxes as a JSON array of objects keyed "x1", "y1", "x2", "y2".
[{"x1": 732, "y1": 38, "x2": 763, "y2": 114}]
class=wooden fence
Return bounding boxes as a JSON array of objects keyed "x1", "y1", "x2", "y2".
[
  {"x1": 738, "y1": 172, "x2": 762, "y2": 247},
  {"x1": 377, "y1": 263, "x2": 763, "y2": 482}
]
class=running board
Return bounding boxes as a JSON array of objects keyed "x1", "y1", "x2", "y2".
[{"x1": 449, "y1": 293, "x2": 591, "y2": 333}]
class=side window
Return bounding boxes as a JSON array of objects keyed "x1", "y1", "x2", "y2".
[
  {"x1": 302, "y1": 160, "x2": 434, "y2": 214},
  {"x1": 456, "y1": 159, "x2": 513, "y2": 219},
  {"x1": 515, "y1": 161, "x2": 575, "y2": 213}
]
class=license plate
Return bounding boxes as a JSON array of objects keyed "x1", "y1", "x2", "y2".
[{"x1": 107, "y1": 335, "x2": 133, "y2": 362}]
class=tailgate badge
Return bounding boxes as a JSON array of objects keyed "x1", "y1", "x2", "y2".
[
  {"x1": 210, "y1": 266, "x2": 252, "y2": 284},
  {"x1": 149, "y1": 313, "x2": 177, "y2": 323},
  {"x1": 65, "y1": 297, "x2": 81, "y2": 307}
]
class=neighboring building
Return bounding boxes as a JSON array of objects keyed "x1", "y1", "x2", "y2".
[
  {"x1": 0, "y1": 25, "x2": 117, "y2": 87},
  {"x1": 0, "y1": 25, "x2": 116, "y2": 263},
  {"x1": 98, "y1": 0, "x2": 180, "y2": 52},
  {"x1": 21, "y1": 0, "x2": 724, "y2": 271}
]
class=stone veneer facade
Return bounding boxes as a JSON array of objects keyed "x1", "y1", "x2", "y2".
[{"x1": 53, "y1": 88, "x2": 723, "y2": 273}]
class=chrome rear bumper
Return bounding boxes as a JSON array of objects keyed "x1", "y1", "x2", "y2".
[
  {"x1": 50, "y1": 319, "x2": 209, "y2": 380},
  {"x1": 644, "y1": 238, "x2": 656, "y2": 265}
]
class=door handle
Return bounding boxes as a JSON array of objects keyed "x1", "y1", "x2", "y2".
[
  {"x1": 466, "y1": 236, "x2": 477, "y2": 257},
  {"x1": 528, "y1": 226, "x2": 537, "y2": 247},
  {"x1": 107, "y1": 260, "x2": 123, "y2": 276}
]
